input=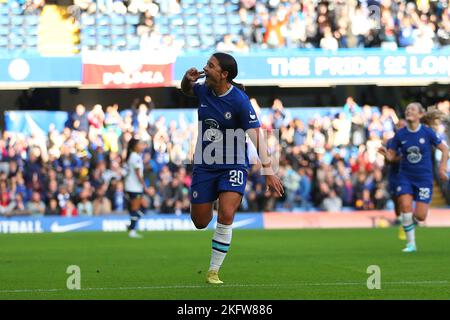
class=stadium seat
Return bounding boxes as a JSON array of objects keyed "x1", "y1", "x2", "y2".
[
  {"x1": 0, "y1": 36, "x2": 8, "y2": 46},
  {"x1": 126, "y1": 35, "x2": 140, "y2": 49},
  {"x1": 197, "y1": 6, "x2": 212, "y2": 15},
  {"x1": 0, "y1": 4, "x2": 9, "y2": 15},
  {"x1": 185, "y1": 25, "x2": 199, "y2": 36},
  {"x1": 186, "y1": 36, "x2": 201, "y2": 48},
  {"x1": 25, "y1": 15, "x2": 39, "y2": 26},
  {"x1": 0, "y1": 15, "x2": 8, "y2": 25},
  {"x1": 158, "y1": 25, "x2": 170, "y2": 35},
  {"x1": 125, "y1": 14, "x2": 140, "y2": 25},
  {"x1": 11, "y1": 15, "x2": 24, "y2": 26},
  {"x1": 185, "y1": 17, "x2": 198, "y2": 26},
  {"x1": 97, "y1": 26, "x2": 111, "y2": 36},
  {"x1": 0, "y1": 26, "x2": 8, "y2": 35},
  {"x1": 83, "y1": 36, "x2": 97, "y2": 47},
  {"x1": 111, "y1": 14, "x2": 126, "y2": 26},
  {"x1": 27, "y1": 26, "x2": 39, "y2": 36},
  {"x1": 98, "y1": 36, "x2": 111, "y2": 47},
  {"x1": 214, "y1": 25, "x2": 228, "y2": 36},
  {"x1": 11, "y1": 25, "x2": 25, "y2": 35},
  {"x1": 200, "y1": 35, "x2": 216, "y2": 48},
  {"x1": 81, "y1": 14, "x2": 95, "y2": 26},
  {"x1": 96, "y1": 14, "x2": 110, "y2": 26},
  {"x1": 10, "y1": 6, "x2": 22, "y2": 15},
  {"x1": 213, "y1": 15, "x2": 228, "y2": 25},
  {"x1": 111, "y1": 26, "x2": 125, "y2": 36},
  {"x1": 25, "y1": 35, "x2": 38, "y2": 46},
  {"x1": 228, "y1": 14, "x2": 242, "y2": 25}
]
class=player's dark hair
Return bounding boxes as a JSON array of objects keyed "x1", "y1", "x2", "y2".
[
  {"x1": 212, "y1": 52, "x2": 245, "y2": 92},
  {"x1": 126, "y1": 138, "x2": 139, "y2": 162}
]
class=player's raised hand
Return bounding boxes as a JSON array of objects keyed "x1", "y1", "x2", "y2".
[
  {"x1": 265, "y1": 174, "x2": 284, "y2": 198},
  {"x1": 185, "y1": 68, "x2": 205, "y2": 82}
]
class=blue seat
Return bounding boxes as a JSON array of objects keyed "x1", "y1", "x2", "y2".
[
  {"x1": 83, "y1": 26, "x2": 96, "y2": 36},
  {"x1": 97, "y1": 26, "x2": 111, "y2": 36},
  {"x1": 25, "y1": 35, "x2": 38, "y2": 46},
  {"x1": 200, "y1": 35, "x2": 216, "y2": 48},
  {"x1": 81, "y1": 14, "x2": 95, "y2": 26},
  {"x1": 213, "y1": 15, "x2": 228, "y2": 25},
  {"x1": 185, "y1": 25, "x2": 198, "y2": 36},
  {"x1": 96, "y1": 14, "x2": 110, "y2": 26},
  {"x1": 0, "y1": 5, "x2": 9, "y2": 15},
  {"x1": 125, "y1": 14, "x2": 140, "y2": 25},
  {"x1": 27, "y1": 25, "x2": 38, "y2": 36},
  {"x1": 125, "y1": 25, "x2": 135, "y2": 35},
  {"x1": 11, "y1": 6, "x2": 23, "y2": 15},
  {"x1": 228, "y1": 14, "x2": 241, "y2": 25},
  {"x1": 229, "y1": 25, "x2": 242, "y2": 35},
  {"x1": 197, "y1": 6, "x2": 212, "y2": 15},
  {"x1": 158, "y1": 25, "x2": 170, "y2": 35},
  {"x1": 0, "y1": 15, "x2": 9, "y2": 25},
  {"x1": 186, "y1": 36, "x2": 201, "y2": 48},
  {"x1": 0, "y1": 37, "x2": 8, "y2": 46},
  {"x1": 111, "y1": 14, "x2": 125, "y2": 26},
  {"x1": 185, "y1": 16, "x2": 198, "y2": 26},
  {"x1": 126, "y1": 35, "x2": 140, "y2": 49},
  {"x1": 112, "y1": 36, "x2": 126, "y2": 47},
  {"x1": 11, "y1": 36, "x2": 24, "y2": 46},
  {"x1": 82, "y1": 36, "x2": 97, "y2": 47},
  {"x1": 98, "y1": 36, "x2": 111, "y2": 47},
  {"x1": 0, "y1": 26, "x2": 8, "y2": 35},
  {"x1": 214, "y1": 25, "x2": 228, "y2": 36},
  {"x1": 111, "y1": 25, "x2": 125, "y2": 36},
  {"x1": 11, "y1": 25, "x2": 25, "y2": 35},
  {"x1": 25, "y1": 15, "x2": 39, "y2": 26}
]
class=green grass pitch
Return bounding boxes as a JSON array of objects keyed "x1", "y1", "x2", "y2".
[{"x1": 0, "y1": 228, "x2": 449, "y2": 300}]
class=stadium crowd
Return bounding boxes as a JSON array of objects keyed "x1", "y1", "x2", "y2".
[
  {"x1": 74, "y1": 0, "x2": 450, "y2": 51},
  {"x1": 0, "y1": 96, "x2": 449, "y2": 217}
]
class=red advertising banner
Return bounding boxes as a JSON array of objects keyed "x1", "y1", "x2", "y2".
[{"x1": 82, "y1": 51, "x2": 174, "y2": 88}]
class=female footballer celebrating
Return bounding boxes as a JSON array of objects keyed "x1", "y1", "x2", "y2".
[
  {"x1": 124, "y1": 138, "x2": 148, "y2": 239},
  {"x1": 181, "y1": 52, "x2": 284, "y2": 284},
  {"x1": 386, "y1": 103, "x2": 448, "y2": 252}
]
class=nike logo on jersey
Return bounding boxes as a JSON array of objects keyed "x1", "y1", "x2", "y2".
[
  {"x1": 401, "y1": 141, "x2": 408, "y2": 144},
  {"x1": 200, "y1": 104, "x2": 208, "y2": 108}
]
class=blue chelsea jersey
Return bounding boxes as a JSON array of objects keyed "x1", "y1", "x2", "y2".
[
  {"x1": 388, "y1": 125, "x2": 442, "y2": 180},
  {"x1": 192, "y1": 83, "x2": 261, "y2": 169}
]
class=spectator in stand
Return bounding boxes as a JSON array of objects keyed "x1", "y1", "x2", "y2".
[{"x1": 26, "y1": 191, "x2": 46, "y2": 216}]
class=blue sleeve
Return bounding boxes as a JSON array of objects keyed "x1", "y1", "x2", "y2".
[
  {"x1": 387, "y1": 133, "x2": 400, "y2": 151},
  {"x1": 427, "y1": 127, "x2": 442, "y2": 146},
  {"x1": 193, "y1": 82, "x2": 204, "y2": 98},
  {"x1": 238, "y1": 96, "x2": 261, "y2": 130}
]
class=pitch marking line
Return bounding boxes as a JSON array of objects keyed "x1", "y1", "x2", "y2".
[{"x1": 0, "y1": 281, "x2": 448, "y2": 294}]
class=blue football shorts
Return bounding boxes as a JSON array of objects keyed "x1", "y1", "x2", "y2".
[{"x1": 190, "y1": 167, "x2": 248, "y2": 204}]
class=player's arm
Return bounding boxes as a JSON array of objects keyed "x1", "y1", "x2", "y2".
[
  {"x1": 247, "y1": 127, "x2": 284, "y2": 197},
  {"x1": 379, "y1": 146, "x2": 401, "y2": 163},
  {"x1": 436, "y1": 142, "x2": 449, "y2": 181},
  {"x1": 181, "y1": 68, "x2": 204, "y2": 97}
]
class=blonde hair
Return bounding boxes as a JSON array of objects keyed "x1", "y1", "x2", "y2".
[{"x1": 421, "y1": 105, "x2": 446, "y2": 132}]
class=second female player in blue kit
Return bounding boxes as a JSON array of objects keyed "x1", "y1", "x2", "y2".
[
  {"x1": 181, "y1": 52, "x2": 284, "y2": 284},
  {"x1": 386, "y1": 103, "x2": 448, "y2": 252}
]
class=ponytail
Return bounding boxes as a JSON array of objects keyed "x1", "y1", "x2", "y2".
[
  {"x1": 420, "y1": 106, "x2": 446, "y2": 132},
  {"x1": 126, "y1": 138, "x2": 139, "y2": 162},
  {"x1": 230, "y1": 80, "x2": 245, "y2": 92}
]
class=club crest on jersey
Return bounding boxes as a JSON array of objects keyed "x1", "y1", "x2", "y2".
[
  {"x1": 192, "y1": 191, "x2": 198, "y2": 199},
  {"x1": 419, "y1": 138, "x2": 425, "y2": 144},
  {"x1": 224, "y1": 112, "x2": 232, "y2": 120},
  {"x1": 406, "y1": 146, "x2": 422, "y2": 164},
  {"x1": 204, "y1": 118, "x2": 223, "y2": 142}
]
